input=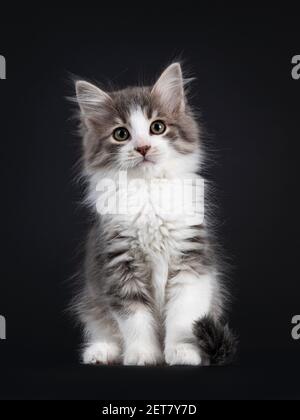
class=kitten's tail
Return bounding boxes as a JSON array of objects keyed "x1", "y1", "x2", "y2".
[{"x1": 193, "y1": 316, "x2": 238, "y2": 366}]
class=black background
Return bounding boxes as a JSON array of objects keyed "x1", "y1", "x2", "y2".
[{"x1": 0, "y1": 5, "x2": 300, "y2": 400}]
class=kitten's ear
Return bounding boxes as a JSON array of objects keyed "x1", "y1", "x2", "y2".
[
  {"x1": 75, "y1": 80, "x2": 112, "y2": 118},
  {"x1": 152, "y1": 63, "x2": 185, "y2": 113}
]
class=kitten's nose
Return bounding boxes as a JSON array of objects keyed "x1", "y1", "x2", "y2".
[{"x1": 136, "y1": 145, "x2": 151, "y2": 156}]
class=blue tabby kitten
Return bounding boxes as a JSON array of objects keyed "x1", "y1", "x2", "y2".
[{"x1": 72, "y1": 63, "x2": 237, "y2": 366}]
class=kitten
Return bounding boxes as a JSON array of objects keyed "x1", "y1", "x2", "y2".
[{"x1": 72, "y1": 63, "x2": 237, "y2": 366}]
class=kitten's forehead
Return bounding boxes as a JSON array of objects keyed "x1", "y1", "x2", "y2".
[{"x1": 111, "y1": 87, "x2": 155, "y2": 122}]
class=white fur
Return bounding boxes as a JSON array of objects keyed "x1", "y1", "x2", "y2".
[
  {"x1": 129, "y1": 109, "x2": 153, "y2": 149},
  {"x1": 116, "y1": 306, "x2": 163, "y2": 366},
  {"x1": 165, "y1": 343, "x2": 202, "y2": 366},
  {"x1": 83, "y1": 317, "x2": 122, "y2": 365},
  {"x1": 83, "y1": 342, "x2": 121, "y2": 365},
  {"x1": 164, "y1": 272, "x2": 214, "y2": 365}
]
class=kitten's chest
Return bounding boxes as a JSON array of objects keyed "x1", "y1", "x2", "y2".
[
  {"x1": 130, "y1": 203, "x2": 176, "y2": 312},
  {"x1": 115, "y1": 178, "x2": 203, "y2": 311},
  {"x1": 124, "y1": 181, "x2": 184, "y2": 255},
  {"x1": 120, "y1": 187, "x2": 178, "y2": 311}
]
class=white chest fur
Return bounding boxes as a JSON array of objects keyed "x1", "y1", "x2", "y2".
[
  {"x1": 92, "y1": 172, "x2": 205, "y2": 311},
  {"x1": 118, "y1": 176, "x2": 204, "y2": 311}
]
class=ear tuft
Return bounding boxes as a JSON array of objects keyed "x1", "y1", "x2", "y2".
[
  {"x1": 152, "y1": 63, "x2": 186, "y2": 113},
  {"x1": 75, "y1": 81, "x2": 111, "y2": 116}
]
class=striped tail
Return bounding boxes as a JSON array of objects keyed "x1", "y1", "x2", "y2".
[{"x1": 194, "y1": 316, "x2": 238, "y2": 366}]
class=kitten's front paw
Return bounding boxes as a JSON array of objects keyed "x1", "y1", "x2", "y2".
[
  {"x1": 83, "y1": 342, "x2": 121, "y2": 365},
  {"x1": 123, "y1": 346, "x2": 163, "y2": 366},
  {"x1": 165, "y1": 343, "x2": 202, "y2": 366}
]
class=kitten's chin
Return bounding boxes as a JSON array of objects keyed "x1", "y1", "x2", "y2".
[
  {"x1": 139, "y1": 159, "x2": 156, "y2": 167},
  {"x1": 132, "y1": 157, "x2": 157, "y2": 169},
  {"x1": 119, "y1": 157, "x2": 157, "y2": 171},
  {"x1": 125, "y1": 158, "x2": 162, "y2": 177}
]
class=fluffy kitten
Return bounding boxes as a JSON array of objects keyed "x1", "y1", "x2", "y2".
[{"x1": 72, "y1": 63, "x2": 237, "y2": 366}]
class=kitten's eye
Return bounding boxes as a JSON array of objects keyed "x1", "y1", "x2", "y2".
[
  {"x1": 113, "y1": 127, "x2": 130, "y2": 142},
  {"x1": 150, "y1": 120, "x2": 166, "y2": 135}
]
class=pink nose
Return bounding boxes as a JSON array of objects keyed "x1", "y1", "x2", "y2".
[{"x1": 136, "y1": 146, "x2": 151, "y2": 156}]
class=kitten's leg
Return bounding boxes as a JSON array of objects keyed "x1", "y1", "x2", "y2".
[
  {"x1": 79, "y1": 227, "x2": 123, "y2": 365},
  {"x1": 82, "y1": 315, "x2": 122, "y2": 365},
  {"x1": 115, "y1": 304, "x2": 163, "y2": 366},
  {"x1": 107, "y1": 257, "x2": 163, "y2": 366},
  {"x1": 164, "y1": 271, "x2": 214, "y2": 366}
]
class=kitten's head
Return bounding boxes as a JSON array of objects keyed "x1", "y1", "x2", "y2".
[{"x1": 75, "y1": 63, "x2": 201, "y2": 177}]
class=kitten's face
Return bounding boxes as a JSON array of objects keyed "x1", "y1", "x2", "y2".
[{"x1": 76, "y1": 64, "x2": 201, "y2": 176}]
